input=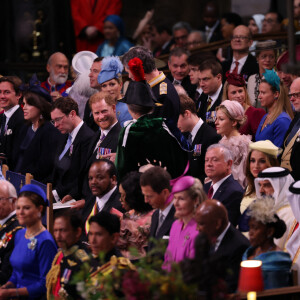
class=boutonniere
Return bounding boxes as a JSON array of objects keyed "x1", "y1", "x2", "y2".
[
  {"x1": 5, "y1": 129, "x2": 12, "y2": 136},
  {"x1": 69, "y1": 144, "x2": 73, "y2": 156},
  {"x1": 27, "y1": 237, "x2": 37, "y2": 250}
]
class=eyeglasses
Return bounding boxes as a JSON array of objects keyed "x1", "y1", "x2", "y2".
[
  {"x1": 0, "y1": 197, "x2": 14, "y2": 202},
  {"x1": 50, "y1": 115, "x2": 66, "y2": 125},
  {"x1": 288, "y1": 92, "x2": 300, "y2": 99},
  {"x1": 174, "y1": 35, "x2": 188, "y2": 41},
  {"x1": 231, "y1": 36, "x2": 250, "y2": 41}
]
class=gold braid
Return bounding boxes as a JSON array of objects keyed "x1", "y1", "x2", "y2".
[{"x1": 46, "y1": 251, "x2": 62, "y2": 300}]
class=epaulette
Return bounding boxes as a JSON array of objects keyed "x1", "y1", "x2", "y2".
[
  {"x1": 159, "y1": 82, "x2": 167, "y2": 95},
  {"x1": 0, "y1": 226, "x2": 22, "y2": 248},
  {"x1": 75, "y1": 249, "x2": 90, "y2": 262},
  {"x1": 91, "y1": 255, "x2": 136, "y2": 277}
]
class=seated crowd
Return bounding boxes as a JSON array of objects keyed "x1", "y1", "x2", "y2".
[{"x1": 0, "y1": 3, "x2": 300, "y2": 299}]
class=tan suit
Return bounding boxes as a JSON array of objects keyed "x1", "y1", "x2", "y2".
[{"x1": 281, "y1": 128, "x2": 300, "y2": 171}]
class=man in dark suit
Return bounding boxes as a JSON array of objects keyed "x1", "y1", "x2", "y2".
[
  {"x1": 0, "y1": 77, "x2": 24, "y2": 170},
  {"x1": 167, "y1": 48, "x2": 197, "y2": 99},
  {"x1": 204, "y1": 144, "x2": 244, "y2": 226},
  {"x1": 152, "y1": 21, "x2": 174, "y2": 58},
  {"x1": 0, "y1": 181, "x2": 22, "y2": 284},
  {"x1": 82, "y1": 91, "x2": 121, "y2": 197},
  {"x1": 122, "y1": 46, "x2": 180, "y2": 124},
  {"x1": 140, "y1": 167, "x2": 175, "y2": 252},
  {"x1": 195, "y1": 199, "x2": 250, "y2": 293},
  {"x1": 221, "y1": 25, "x2": 259, "y2": 81},
  {"x1": 51, "y1": 97, "x2": 94, "y2": 205},
  {"x1": 198, "y1": 59, "x2": 223, "y2": 127},
  {"x1": 83, "y1": 159, "x2": 124, "y2": 234},
  {"x1": 178, "y1": 94, "x2": 221, "y2": 182},
  {"x1": 281, "y1": 77, "x2": 300, "y2": 180}
]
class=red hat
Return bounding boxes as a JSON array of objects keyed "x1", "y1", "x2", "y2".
[{"x1": 276, "y1": 45, "x2": 300, "y2": 71}]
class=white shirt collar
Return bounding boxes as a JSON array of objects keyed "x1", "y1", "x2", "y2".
[
  {"x1": 190, "y1": 118, "x2": 204, "y2": 142},
  {"x1": 205, "y1": 20, "x2": 220, "y2": 42},
  {"x1": 96, "y1": 186, "x2": 117, "y2": 212},
  {"x1": 208, "y1": 84, "x2": 222, "y2": 108},
  {"x1": 159, "y1": 201, "x2": 173, "y2": 219},
  {"x1": 69, "y1": 120, "x2": 84, "y2": 143},
  {"x1": 196, "y1": 87, "x2": 203, "y2": 94},
  {"x1": 0, "y1": 210, "x2": 16, "y2": 226},
  {"x1": 101, "y1": 121, "x2": 117, "y2": 136},
  {"x1": 230, "y1": 55, "x2": 248, "y2": 74},
  {"x1": 211, "y1": 174, "x2": 231, "y2": 197},
  {"x1": 4, "y1": 105, "x2": 20, "y2": 123},
  {"x1": 214, "y1": 222, "x2": 230, "y2": 251}
]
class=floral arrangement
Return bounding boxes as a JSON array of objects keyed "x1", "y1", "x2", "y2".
[{"x1": 73, "y1": 240, "x2": 198, "y2": 300}]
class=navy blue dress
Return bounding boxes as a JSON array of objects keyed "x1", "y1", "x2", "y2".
[
  {"x1": 9, "y1": 229, "x2": 57, "y2": 299},
  {"x1": 255, "y1": 112, "x2": 291, "y2": 148}
]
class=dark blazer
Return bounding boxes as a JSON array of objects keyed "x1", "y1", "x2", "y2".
[
  {"x1": 151, "y1": 75, "x2": 180, "y2": 124},
  {"x1": 200, "y1": 21, "x2": 223, "y2": 43},
  {"x1": 197, "y1": 86, "x2": 223, "y2": 128},
  {"x1": 0, "y1": 107, "x2": 25, "y2": 169},
  {"x1": 167, "y1": 74, "x2": 197, "y2": 99},
  {"x1": 148, "y1": 205, "x2": 175, "y2": 252},
  {"x1": 82, "y1": 187, "x2": 124, "y2": 223},
  {"x1": 52, "y1": 123, "x2": 94, "y2": 199},
  {"x1": 0, "y1": 215, "x2": 21, "y2": 284},
  {"x1": 81, "y1": 122, "x2": 121, "y2": 198},
  {"x1": 204, "y1": 175, "x2": 244, "y2": 226},
  {"x1": 188, "y1": 122, "x2": 221, "y2": 182},
  {"x1": 222, "y1": 54, "x2": 259, "y2": 82},
  {"x1": 13, "y1": 121, "x2": 62, "y2": 183},
  {"x1": 153, "y1": 39, "x2": 174, "y2": 57},
  {"x1": 214, "y1": 224, "x2": 250, "y2": 293},
  {"x1": 83, "y1": 101, "x2": 99, "y2": 132}
]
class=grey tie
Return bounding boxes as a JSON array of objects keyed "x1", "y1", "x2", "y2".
[{"x1": 156, "y1": 212, "x2": 165, "y2": 235}]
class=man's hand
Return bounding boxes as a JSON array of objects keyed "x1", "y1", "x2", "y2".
[
  {"x1": 70, "y1": 199, "x2": 85, "y2": 210},
  {"x1": 61, "y1": 194, "x2": 73, "y2": 203},
  {"x1": 101, "y1": 152, "x2": 116, "y2": 162},
  {"x1": 85, "y1": 26, "x2": 99, "y2": 39}
]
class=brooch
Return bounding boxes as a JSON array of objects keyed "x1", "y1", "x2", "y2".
[
  {"x1": 183, "y1": 234, "x2": 190, "y2": 246},
  {"x1": 27, "y1": 237, "x2": 37, "y2": 250}
]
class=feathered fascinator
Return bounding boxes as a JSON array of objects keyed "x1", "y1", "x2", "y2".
[
  {"x1": 19, "y1": 74, "x2": 52, "y2": 103},
  {"x1": 98, "y1": 56, "x2": 124, "y2": 84},
  {"x1": 247, "y1": 197, "x2": 277, "y2": 224},
  {"x1": 262, "y1": 69, "x2": 280, "y2": 91},
  {"x1": 128, "y1": 57, "x2": 145, "y2": 82}
]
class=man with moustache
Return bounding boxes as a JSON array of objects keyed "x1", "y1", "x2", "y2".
[{"x1": 41, "y1": 52, "x2": 73, "y2": 101}]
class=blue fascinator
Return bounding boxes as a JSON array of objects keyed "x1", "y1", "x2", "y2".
[
  {"x1": 262, "y1": 69, "x2": 280, "y2": 91},
  {"x1": 20, "y1": 74, "x2": 52, "y2": 103},
  {"x1": 98, "y1": 56, "x2": 124, "y2": 84}
]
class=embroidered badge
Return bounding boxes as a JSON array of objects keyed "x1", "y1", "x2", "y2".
[{"x1": 159, "y1": 82, "x2": 167, "y2": 95}]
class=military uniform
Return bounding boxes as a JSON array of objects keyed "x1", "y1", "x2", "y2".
[
  {"x1": 0, "y1": 215, "x2": 22, "y2": 284},
  {"x1": 148, "y1": 72, "x2": 180, "y2": 124},
  {"x1": 46, "y1": 243, "x2": 89, "y2": 300}
]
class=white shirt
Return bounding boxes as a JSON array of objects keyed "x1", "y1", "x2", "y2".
[
  {"x1": 196, "y1": 87, "x2": 203, "y2": 95},
  {"x1": 230, "y1": 55, "x2": 248, "y2": 74},
  {"x1": 159, "y1": 201, "x2": 173, "y2": 220},
  {"x1": 0, "y1": 210, "x2": 16, "y2": 226},
  {"x1": 96, "y1": 186, "x2": 117, "y2": 211},
  {"x1": 190, "y1": 118, "x2": 204, "y2": 142},
  {"x1": 208, "y1": 84, "x2": 223, "y2": 109},
  {"x1": 70, "y1": 120, "x2": 84, "y2": 144},
  {"x1": 211, "y1": 174, "x2": 231, "y2": 197},
  {"x1": 214, "y1": 222, "x2": 230, "y2": 251},
  {"x1": 4, "y1": 105, "x2": 20, "y2": 126}
]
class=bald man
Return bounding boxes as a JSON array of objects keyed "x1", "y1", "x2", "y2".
[
  {"x1": 41, "y1": 52, "x2": 73, "y2": 101},
  {"x1": 195, "y1": 200, "x2": 249, "y2": 292},
  {"x1": 222, "y1": 25, "x2": 259, "y2": 81}
]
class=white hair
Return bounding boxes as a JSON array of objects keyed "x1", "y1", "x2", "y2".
[
  {"x1": 0, "y1": 180, "x2": 17, "y2": 199},
  {"x1": 207, "y1": 143, "x2": 233, "y2": 162}
]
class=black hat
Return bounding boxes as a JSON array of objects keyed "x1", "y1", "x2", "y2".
[
  {"x1": 289, "y1": 181, "x2": 300, "y2": 194},
  {"x1": 120, "y1": 81, "x2": 156, "y2": 108}
]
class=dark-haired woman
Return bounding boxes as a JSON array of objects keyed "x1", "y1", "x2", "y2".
[
  {"x1": 14, "y1": 86, "x2": 61, "y2": 183},
  {"x1": 117, "y1": 171, "x2": 153, "y2": 259},
  {"x1": 243, "y1": 197, "x2": 292, "y2": 289},
  {"x1": 0, "y1": 184, "x2": 57, "y2": 299}
]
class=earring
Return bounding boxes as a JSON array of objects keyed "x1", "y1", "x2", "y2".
[{"x1": 38, "y1": 212, "x2": 41, "y2": 218}]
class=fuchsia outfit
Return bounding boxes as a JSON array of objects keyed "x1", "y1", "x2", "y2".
[{"x1": 163, "y1": 218, "x2": 199, "y2": 270}]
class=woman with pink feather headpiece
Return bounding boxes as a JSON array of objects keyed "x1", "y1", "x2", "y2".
[{"x1": 215, "y1": 100, "x2": 251, "y2": 188}]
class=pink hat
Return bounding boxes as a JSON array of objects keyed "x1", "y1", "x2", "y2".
[
  {"x1": 171, "y1": 176, "x2": 195, "y2": 194},
  {"x1": 220, "y1": 100, "x2": 245, "y2": 122}
]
